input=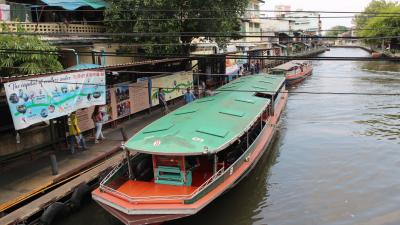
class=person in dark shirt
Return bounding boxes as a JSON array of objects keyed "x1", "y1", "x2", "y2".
[{"x1": 158, "y1": 88, "x2": 169, "y2": 114}]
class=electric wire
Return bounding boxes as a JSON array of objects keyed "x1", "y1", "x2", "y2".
[
  {"x1": 0, "y1": 49, "x2": 398, "y2": 62},
  {"x1": 3, "y1": 8, "x2": 400, "y2": 15},
  {"x1": 0, "y1": 31, "x2": 397, "y2": 39},
  {"x1": 6, "y1": 78, "x2": 400, "y2": 96}
]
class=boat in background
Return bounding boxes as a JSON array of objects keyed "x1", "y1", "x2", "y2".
[
  {"x1": 271, "y1": 60, "x2": 313, "y2": 85},
  {"x1": 92, "y1": 74, "x2": 288, "y2": 225}
]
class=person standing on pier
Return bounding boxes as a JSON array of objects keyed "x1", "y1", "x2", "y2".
[
  {"x1": 158, "y1": 88, "x2": 169, "y2": 115},
  {"x1": 68, "y1": 111, "x2": 87, "y2": 154},
  {"x1": 183, "y1": 87, "x2": 196, "y2": 104},
  {"x1": 92, "y1": 105, "x2": 105, "y2": 144}
]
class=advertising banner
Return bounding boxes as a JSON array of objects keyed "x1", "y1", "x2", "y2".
[
  {"x1": 130, "y1": 80, "x2": 150, "y2": 114},
  {"x1": 4, "y1": 70, "x2": 106, "y2": 130},
  {"x1": 149, "y1": 71, "x2": 193, "y2": 106},
  {"x1": 226, "y1": 58, "x2": 239, "y2": 75},
  {"x1": 114, "y1": 82, "x2": 131, "y2": 119}
]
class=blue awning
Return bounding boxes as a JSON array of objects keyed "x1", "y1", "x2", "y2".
[
  {"x1": 40, "y1": 0, "x2": 107, "y2": 10},
  {"x1": 65, "y1": 64, "x2": 101, "y2": 71}
]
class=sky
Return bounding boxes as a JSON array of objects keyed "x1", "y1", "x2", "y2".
[{"x1": 261, "y1": 0, "x2": 372, "y2": 30}]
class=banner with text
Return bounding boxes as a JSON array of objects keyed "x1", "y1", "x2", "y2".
[
  {"x1": 150, "y1": 71, "x2": 193, "y2": 106},
  {"x1": 4, "y1": 70, "x2": 106, "y2": 130}
]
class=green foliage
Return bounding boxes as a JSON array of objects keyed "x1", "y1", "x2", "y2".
[
  {"x1": 325, "y1": 25, "x2": 349, "y2": 37},
  {"x1": 354, "y1": 0, "x2": 399, "y2": 36},
  {"x1": 105, "y1": 0, "x2": 249, "y2": 54},
  {"x1": 0, "y1": 27, "x2": 63, "y2": 76},
  {"x1": 359, "y1": 6, "x2": 400, "y2": 45}
]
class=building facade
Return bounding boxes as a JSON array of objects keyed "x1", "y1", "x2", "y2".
[{"x1": 283, "y1": 11, "x2": 322, "y2": 36}]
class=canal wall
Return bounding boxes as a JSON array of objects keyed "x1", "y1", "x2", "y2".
[
  {"x1": 292, "y1": 47, "x2": 329, "y2": 57},
  {"x1": 263, "y1": 47, "x2": 329, "y2": 73},
  {"x1": 330, "y1": 45, "x2": 373, "y2": 53}
]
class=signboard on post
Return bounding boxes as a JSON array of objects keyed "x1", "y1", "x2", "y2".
[{"x1": 4, "y1": 70, "x2": 106, "y2": 130}]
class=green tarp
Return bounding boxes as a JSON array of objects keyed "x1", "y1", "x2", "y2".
[
  {"x1": 40, "y1": 0, "x2": 107, "y2": 10},
  {"x1": 125, "y1": 74, "x2": 285, "y2": 156}
]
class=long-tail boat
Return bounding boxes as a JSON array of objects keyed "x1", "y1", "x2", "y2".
[
  {"x1": 92, "y1": 74, "x2": 288, "y2": 225},
  {"x1": 271, "y1": 60, "x2": 312, "y2": 85}
]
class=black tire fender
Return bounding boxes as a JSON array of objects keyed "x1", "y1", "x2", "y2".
[
  {"x1": 39, "y1": 202, "x2": 70, "y2": 225},
  {"x1": 70, "y1": 183, "x2": 91, "y2": 210}
]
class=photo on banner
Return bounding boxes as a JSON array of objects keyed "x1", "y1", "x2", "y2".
[
  {"x1": 102, "y1": 89, "x2": 113, "y2": 122},
  {"x1": 149, "y1": 71, "x2": 193, "y2": 106},
  {"x1": 4, "y1": 70, "x2": 106, "y2": 130},
  {"x1": 114, "y1": 82, "x2": 131, "y2": 119}
]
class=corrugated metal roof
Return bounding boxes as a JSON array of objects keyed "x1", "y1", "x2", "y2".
[{"x1": 125, "y1": 74, "x2": 285, "y2": 155}]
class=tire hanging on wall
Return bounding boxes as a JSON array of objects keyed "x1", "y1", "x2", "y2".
[
  {"x1": 69, "y1": 183, "x2": 91, "y2": 211},
  {"x1": 39, "y1": 202, "x2": 70, "y2": 225}
]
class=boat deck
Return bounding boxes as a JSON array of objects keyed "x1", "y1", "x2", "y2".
[
  {"x1": 117, "y1": 180, "x2": 197, "y2": 198},
  {"x1": 115, "y1": 160, "x2": 214, "y2": 200}
]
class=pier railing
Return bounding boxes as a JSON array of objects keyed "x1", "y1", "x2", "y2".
[{"x1": 0, "y1": 22, "x2": 105, "y2": 34}]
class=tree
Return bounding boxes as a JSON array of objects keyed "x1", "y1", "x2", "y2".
[
  {"x1": 0, "y1": 33, "x2": 63, "y2": 76},
  {"x1": 325, "y1": 25, "x2": 350, "y2": 37},
  {"x1": 358, "y1": 6, "x2": 400, "y2": 46},
  {"x1": 354, "y1": 0, "x2": 399, "y2": 35},
  {"x1": 105, "y1": 0, "x2": 249, "y2": 54}
]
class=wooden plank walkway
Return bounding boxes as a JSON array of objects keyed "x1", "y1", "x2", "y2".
[{"x1": 0, "y1": 152, "x2": 124, "y2": 225}]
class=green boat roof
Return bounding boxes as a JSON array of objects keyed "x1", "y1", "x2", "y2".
[{"x1": 125, "y1": 74, "x2": 285, "y2": 156}]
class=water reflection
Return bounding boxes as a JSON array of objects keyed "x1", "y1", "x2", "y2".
[
  {"x1": 362, "y1": 61, "x2": 400, "y2": 73},
  {"x1": 56, "y1": 48, "x2": 400, "y2": 225},
  {"x1": 168, "y1": 128, "x2": 285, "y2": 225}
]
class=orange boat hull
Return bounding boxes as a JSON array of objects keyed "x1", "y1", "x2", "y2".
[
  {"x1": 93, "y1": 90, "x2": 289, "y2": 225},
  {"x1": 98, "y1": 201, "x2": 187, "y2": 225},
  {"x1": 286, "y1": 67, "x2": 313, "y2": 86}
]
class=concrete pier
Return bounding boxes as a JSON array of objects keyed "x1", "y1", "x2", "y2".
[{"x1": 0, "y1": 103, "x2": 184, "y2": 225}]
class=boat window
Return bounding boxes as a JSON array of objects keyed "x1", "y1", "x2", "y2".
[
  {"x1": 218, "y1": 116, "x2": 264, "y2": 166},
  {"x1": 271, "y1": 70, "x2": 284, "y2": 75},
  {"x1": 254, "y1": 92, "x2": 271, "y2": 99}
]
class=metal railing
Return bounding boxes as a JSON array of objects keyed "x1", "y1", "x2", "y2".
[
  {"x1": 0, "y1": 22, "x2": 105, "y2": 34},
  {"x1": 99, "y1": 162, "x2": 225, "y2": 203},
  {"x1": 98, "y1": 118, "x2": 269, "y2": 204}
]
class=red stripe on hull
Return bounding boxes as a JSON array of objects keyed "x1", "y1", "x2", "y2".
[
  {"x1": 98, "y1": 202, "x2": 188, "y2": 225},
  {"x1": 286, "y1": 68, "x2": 312, "y2": 86}
]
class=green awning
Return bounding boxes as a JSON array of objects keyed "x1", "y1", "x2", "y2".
[
  {"x1": 82, "y1": 0, "x2": 108, "y2": 9},
  {"x1": 125, "y1": 74, "x2": 285, "y2": 156},
  {"x1": 40, "y1": 0, "x2": 107, "y2": 10}
]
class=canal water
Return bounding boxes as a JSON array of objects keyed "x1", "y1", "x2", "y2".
[{"x1": 56, "y1": 48, "x2": 400, "y2": 225}]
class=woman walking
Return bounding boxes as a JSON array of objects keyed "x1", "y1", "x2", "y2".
[{"x1": 92, "y1": 106, "x2": 105, "y2": 143}]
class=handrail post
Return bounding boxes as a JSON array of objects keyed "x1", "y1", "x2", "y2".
[
  {"x1": 246, "y1": 131, "x2": 249, "y2": 148},
  {"x1": 213, "y1": 154, "x2": 218, "y2": 174},
  {"x1": 125, "y1": 147, "x2": 134, "y2": 180},
  {"x1": 271, "y1": 96, "x2": 275, "y2": 116}
]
